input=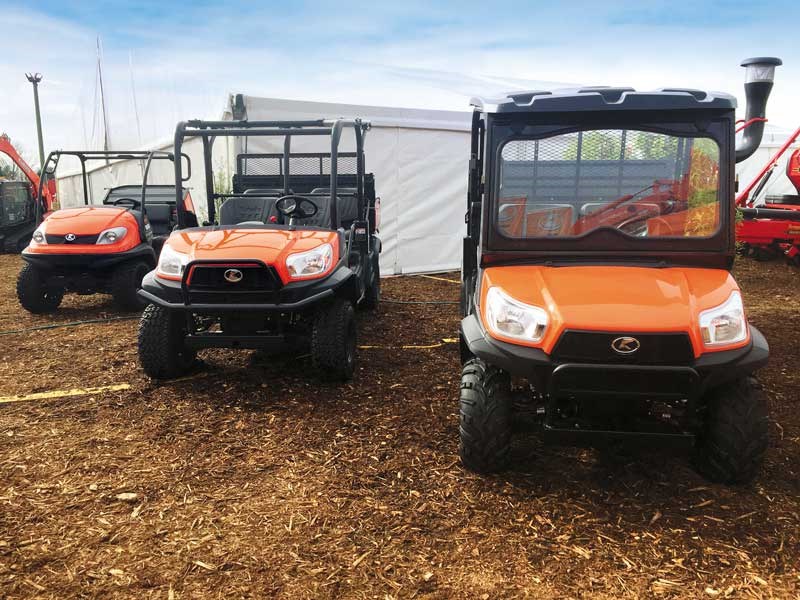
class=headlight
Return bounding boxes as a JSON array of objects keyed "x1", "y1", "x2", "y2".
[
  {"x1": 31, "y1": 224, "x2": 47, "y2": 244},
  {"x1": 699, "y1": 291, "x2": 747, "y2": 347},
  {"x1": 156, "y1": 243, "x2": 189, "y2": 280},
  {"x1": 286, "y1": 243, "x2": 334, "y2": 279},
  {"x1": 484, "y1": 286, "x2": 548, "y2": 342},
  {"x1": 96, "y1": 226, "x2": 127, "y2": 245}
]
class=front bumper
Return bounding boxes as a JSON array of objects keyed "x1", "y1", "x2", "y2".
[
  {"x1": 461, "y1": 313, "x2": 769, "y2": 395},
  {"x1": 461, "y1": 313, "x2": 769, "y2": 443},
  {"x1": 138, "y1": 261, "x2": 357, "y2": 314},
  {"x1": 21, "y1": 243, "x2": 156, "y2": 271}
]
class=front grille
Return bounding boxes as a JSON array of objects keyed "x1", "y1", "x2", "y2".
[
  {"x1": 551, "y1": 330, "x2": 694, "y2": 365},
  {"x1": 45, "y1": 234, "x2": 99, "y2": 245},
  {"x1": 185, "y1": 264, "x2": 282, "y2": 304}
]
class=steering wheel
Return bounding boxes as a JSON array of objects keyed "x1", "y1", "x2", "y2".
[
  {"x1": 275, "y1": 195, "x2": 318, "y2": 221},
  {"x1": 616, "y1": 216, "x2": 650, "y2": 237},
  {"x1": 112, "y1": 197, "x2": 142, "y2": 210}
]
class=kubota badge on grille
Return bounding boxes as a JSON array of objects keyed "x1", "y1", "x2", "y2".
[
  {"x1": 224, "y1": 269, "x2": 244, "y2": 283},
  {"x1": 611, "y1": 336, "x2": 640, "y2": 354}
]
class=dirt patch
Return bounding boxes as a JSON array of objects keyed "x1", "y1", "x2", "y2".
[{"x1": 0, "y1": 255, "x2": 798, "y2": 598}]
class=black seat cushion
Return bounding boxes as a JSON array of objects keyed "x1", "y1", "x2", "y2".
[
  {"x1": 219, "y1": 196, "x2": 276, "y2": 225},
  {"x1": 145, "y1": 203, "x2": 174, "y2": 236},
  {"x1": 307, "y1": 188, "x2": 360, "y2": 228}
]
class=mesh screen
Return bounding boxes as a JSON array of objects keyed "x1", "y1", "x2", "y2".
[
  {"x1": 238, "y1": 153, "x2": 358, "y2": 176},
  {"x1": 496, "y1": 129, "x2": 720, "y2": 239}
]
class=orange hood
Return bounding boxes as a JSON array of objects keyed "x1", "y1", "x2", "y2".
[
  {"x1": 24, "y1": 207, "x2": 141, "y2": 255},
  {"x1": 165, "y1": 227, "x2": 340, "y2": 283},
  {"x1": 480, "y1": 265, "x2": 746, "y2": 357},
  {"x1": 42, "y1": 206, "x2": 133, "y2": 235}
]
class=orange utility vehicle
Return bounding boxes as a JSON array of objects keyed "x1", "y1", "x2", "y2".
[
  {"x1": 459, "y1": 58, "x2": 781, "y2": 484},
  {"x1": 18, "y1": 150, "x2": 194, "y2": 312},
  {"x1": 137, "y1": 118, "x2": 380, "y2": 381}
]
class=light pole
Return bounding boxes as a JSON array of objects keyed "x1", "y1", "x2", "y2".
[{"x1": 25, "y1": 72, "x2": 46, "y2": 170}]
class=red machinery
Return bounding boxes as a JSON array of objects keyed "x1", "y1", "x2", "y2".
[
  {"x1": 0, "y1": 133, "x2": 57, "y2": 252},
  {"x1": 736, "y1": 126, "x2": 800, "y2": 264}
]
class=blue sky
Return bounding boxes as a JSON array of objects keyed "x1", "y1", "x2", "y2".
[{"x1": 3, "y1": 1, "x2": 799, "y2": 164}]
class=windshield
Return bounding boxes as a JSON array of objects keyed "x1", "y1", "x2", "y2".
[{"x1": 495, "y1": 129, "x2": 720, "y2": 239}]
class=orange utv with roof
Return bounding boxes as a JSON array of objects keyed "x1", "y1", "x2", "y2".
[
  {"x1": 459, "y1": 58, "x2": 782, "y2": 484},
  {"x1": 137, "y1": 118, "x2": 380, "y2": 381}
]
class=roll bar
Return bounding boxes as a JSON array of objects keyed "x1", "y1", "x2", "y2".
[
  {"x1": 172, "y1": 118, "x2": 371, "y2": 228},
  {"x1": 36, "y1": 150, "x2": 191, "y2": 224}
]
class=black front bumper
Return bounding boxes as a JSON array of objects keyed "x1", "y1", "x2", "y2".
[
  {"x1": 21, "y1": 243, "x2": 156, "y2": 271},
  {"x1": 138, "y1": 261, "x2": 357, "y2": 314},
  {"x1": 461, "y1": 313, "x2": 769, "y2": 394},
  {"x1": 461, "y1": 313, "x2": 769, "y2": 443}
]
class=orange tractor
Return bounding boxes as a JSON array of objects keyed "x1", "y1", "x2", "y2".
[{"x1": 0, "y1": 134, "x2": 56, "y2": 252}]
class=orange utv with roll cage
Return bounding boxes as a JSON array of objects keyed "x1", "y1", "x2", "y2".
[
  {"x1": 137, "y1": 118, "x2": 380, "y2": 381},
  {"x1": 459, "y1": 58, "x2": 781, "y2": 484},
  {"x1": 18, "y1": 150, "x2": 195, "y2": 313}
]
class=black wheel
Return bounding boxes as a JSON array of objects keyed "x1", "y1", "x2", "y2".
[
  {"x1": 752, "y1": 246, "x2": 776, "y2": 262},
  {"x1": 360, "y1": 255, "x2": 380, "y2": 310},
  {"x1": 111, "y1": 261, "x2": 150, "y2": 311},
  {"x1": 138, "y1": 304, "x2": 196, "y2": 379},
  {"x1": 459, "y1": 358, "x2": 512, "y2": 473},
  {"x1": 16, "y1": 263, "x2": 64, "y2": 313},
  {"x1": 311, "y1": 299, "x2": 357, "y2": 381},
  {"x1": 694, "y1": 377, "x2": 768, "y2": 484}
]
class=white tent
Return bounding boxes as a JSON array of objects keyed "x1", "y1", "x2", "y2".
[
  {"x1": 55, "y1": 94, "x2": 799, "y2": 275},
  {"x1": 56, "y1": 95, "x2": 473, "y2": 275}
]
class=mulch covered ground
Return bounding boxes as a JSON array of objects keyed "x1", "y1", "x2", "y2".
[{"x1": 0, "y1": 254, "x2": 798, "y2": 599}]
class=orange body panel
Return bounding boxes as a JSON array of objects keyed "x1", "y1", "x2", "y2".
[
  {"x1": 24, "y1": 207, "x2": 141, "y2": 255},
  {"x1": 479, "y1": 265, "x2": 748, "y2": 357},
  {"x1": 164, "y1": 228, "x2": 339, "y2": 284}
]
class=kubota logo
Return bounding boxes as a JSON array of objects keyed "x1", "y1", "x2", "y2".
[
  {"x1": 223, "y1": 269, "x2": 244, "y2": 283},
  {"x1": 64, "y1": 233, "x2": 76, "y2": 242},
  {"x1": 611, "y1": 336, "x2": 640, "y2": 354}
]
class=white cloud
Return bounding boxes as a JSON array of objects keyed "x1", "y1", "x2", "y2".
[{"x1": 2, "y1": 2, "x2": 797, "y2": 169}]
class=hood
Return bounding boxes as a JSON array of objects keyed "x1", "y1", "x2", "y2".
[
  {"x1": 166, "y1": 227, "x2": 340, "y2": 283},
  {"x1": 480, "y1": 265, "x2": 743, "y2": 357},
  {"x1": 43, "y1": 206, "x2": 133, "y2": 235}
]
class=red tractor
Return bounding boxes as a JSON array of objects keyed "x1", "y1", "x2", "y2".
[
  {"x1": 736, "y1": 128, "x2": 800, "y2": 264},
  {"x1": 0, "y1": 134, "x2": 56, "y2": 252}
]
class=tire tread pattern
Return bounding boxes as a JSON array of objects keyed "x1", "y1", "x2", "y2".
[
  {"x1": 694, "y1": 376, "x2": 769, "y2": 484},
  {"x1": 138, "y1": 304, "x2": 195, "y2": 379},
  {"x1": 459, "y1": 358, "x2": 512, "y2": 473},
  {"x1": 16, "y1": 263, "x2": 64, "y2": 313},
  {"x1": 311, "y1": 299, "x2": 356, "y2": 381}
]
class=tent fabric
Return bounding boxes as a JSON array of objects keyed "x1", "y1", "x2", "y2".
[
  {"x1": 237, "y1": 96, "x2": 472, "y2": 275},
  {"x1": 54, "y1": 95, "x2": 799, "y2": 275}
]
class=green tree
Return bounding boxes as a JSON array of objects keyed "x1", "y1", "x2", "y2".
[{"x1": 565, "y1": 131, "x2": 622, "y2": 160}]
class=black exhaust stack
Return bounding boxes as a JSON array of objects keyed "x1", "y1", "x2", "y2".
[{"x1": 736, "y1": 57, "x2": 782, "y2": 163}]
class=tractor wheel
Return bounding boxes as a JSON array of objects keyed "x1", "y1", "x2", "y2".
[
  {"x1": 459, "y1": 358, "x2": 512, "y2": 473},
  {"x1": 694, "y1": 377, "x2": 768, "y2": 484},
  {"x1": 111, "y1": 261, "x2": 150, "y2": 311},
  {"x1": 138, "y1": 304, "x2": 196, "y2": 379},
  {"x1": 311, "y1": 299, "x2": 357, "y2": 381},
  {"x1": 752, "y1": 246, "x2": 776, "y2": 262},
  {"x1": 360, "y1": 256, "x2": 380, "y2": 310},
  {"x1": 16, "y1": 263, "x2": 64, "y2": 314}
]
